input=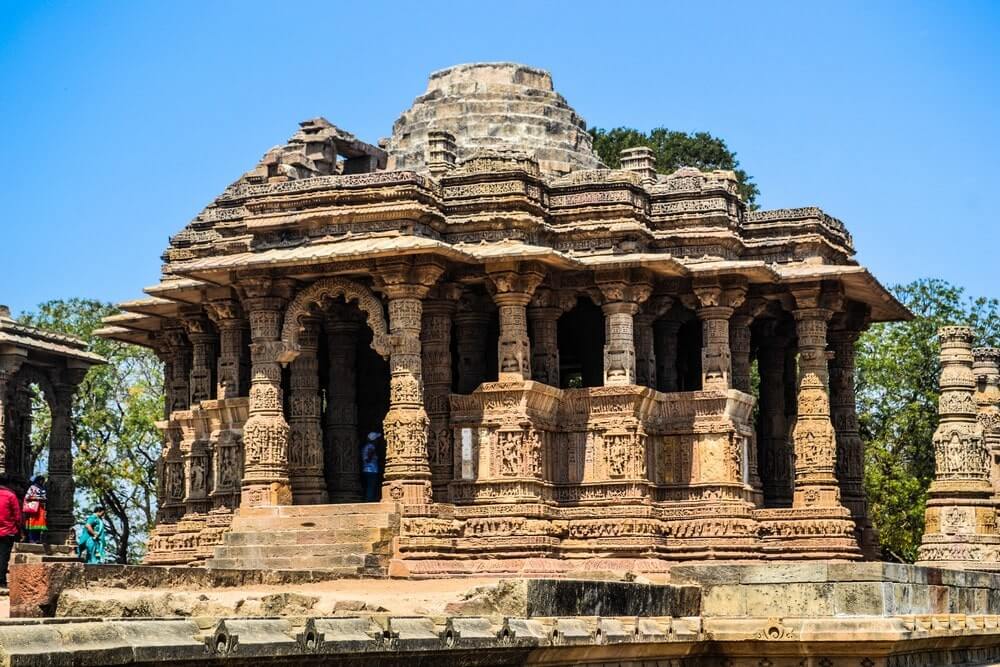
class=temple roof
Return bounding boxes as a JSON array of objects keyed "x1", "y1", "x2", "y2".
[
  {"x1": 386, "y1": 62, "x2": 605, "y2": 176},
  {"x1": 0, "y1": 305, "x2": 105, "y2": 366}
]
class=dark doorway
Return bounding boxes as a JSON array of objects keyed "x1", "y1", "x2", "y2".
[{"x1": 557, "y1": 297, "x2": 605, "y2": 388}]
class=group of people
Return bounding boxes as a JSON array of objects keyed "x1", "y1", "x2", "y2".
[{"x1": 0, "y1": 474, "x2": 107, "y2": 588}]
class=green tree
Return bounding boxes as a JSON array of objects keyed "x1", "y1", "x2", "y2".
[
  {"x1": 20, "y1": 299, "x2": 163, "y2": 563},
  {"x1": 857, "y1": 279, "x2": 1000, "y2": 562},
  {"x1": 589, "y1": 126, "x2": 760, "y2": 208}
]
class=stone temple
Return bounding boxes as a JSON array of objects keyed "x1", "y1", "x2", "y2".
[
  {"x1": 0, "y1": 60, "x2": 994, "y2": 667},
  {"x1": 93, "y1": 61, "x2": 912, "y2": 575}
]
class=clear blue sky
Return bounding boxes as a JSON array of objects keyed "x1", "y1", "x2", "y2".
[{"x1": 2, "y1": 1, "x2": 997, "y2": 317}]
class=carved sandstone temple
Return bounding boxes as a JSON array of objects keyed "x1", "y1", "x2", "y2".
[
  {"x1": 97, "y1": 63, "x2": 910, "y2": 574},
  {"x1": 0, "y1": 305, "x2": 104, "y2": 544}
]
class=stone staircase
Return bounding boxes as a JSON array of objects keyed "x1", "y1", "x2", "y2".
[{"x1": 206, "y1": 503, "x2": 398, "y2": 576}]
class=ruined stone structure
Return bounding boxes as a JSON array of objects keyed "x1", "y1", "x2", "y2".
[
  {"x1": 96, "y1": 62, "x2": 910, "y2": 573},
  {"x1": 0, "y1": 305, "x2": 104, "y2": 543}
]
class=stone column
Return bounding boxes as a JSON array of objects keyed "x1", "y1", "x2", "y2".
[
  {"x1": 688, "y1": 281, "x2": 747, "y2": 391},
  {"x1": 757, "y1": 321, "x2": 793, "y2": 508},
  {"x1": 729, "y1": 311, "x2": 754, "y2": 394},
  {"x1": 422, "y1": 286, "x2": 460, "y2": 498},
  {"x1": 654, "y1": 319, "x2": 682, "y2": 392},
  {"x1": 184, "y1": 315, "x2": 216, "y2": 405},
  {"x1": 240, "y1": 278, "x2": 294, "y2": 508},
  {"x1": 974, "y1": 348, "x2": 1000, "y2": 501},
  {"x1": 454, "y1": 293, "x2": 492, "y2": 394},
  {"x1": 634, "y1": 296, "x2": 672, "y2": 390},
  {"x1": 830, "y1": 320, "x2": 879, "y2": 558},
  {"x1": 47, "y1": 369, "x2": 84, "y2": 544},
  {"x1": 487, "y1": 263, "x2": 545, "y2": 382},
  {"x1": 288, "y1": 318, "x2": 327, "y2": 504},
  {"x1": 788, "y1": 286, "x2": 849, "y2": 512},
  {"x1": 528, "y1": 288, "x2": 561, "y2": 387},
  {"x1": 164, "y1": 326, "x2": 191, "y2": 414},
  {"x1": 0, "y1": 355, "x2": 24, "y2": 478},
  {"x1": 379, "y1": 257, "x2": 445, "y2": 505},
  {"x1": 325, "y1": 311, "x2": 362, "y2": 502},
  {"x1": 917, "y1": 327, "x2": 1000, "y2": 567},
  {"x1": 597, "y1": 270, "x2": 652, "y2": 387},
  {"x1": 208, "y1": 299, "x2": 249, "y2": 400}
]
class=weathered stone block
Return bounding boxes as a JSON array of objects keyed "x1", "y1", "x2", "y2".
[
  {"x1": 739, "y1": 563, "x2": 828, "y2": 584},
  {"x1": 832, "y1": 582, "x2": 884, "y2": 616},
  {"x1": 524, "y1": 579, "x2": 699, "y2": 618},
  {"x1": 743, "y1": 583, "x2": 833, "y2": 617}
]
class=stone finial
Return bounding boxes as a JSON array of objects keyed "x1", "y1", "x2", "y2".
[
  {"x1": 426, "y1": 130, "x2": 457, "y2": 177},
  {"x1": 619, "y1": 146, "x2": 656, "y2": 185}
]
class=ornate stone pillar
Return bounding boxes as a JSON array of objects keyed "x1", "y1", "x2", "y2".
[
  {"x1": 634, "y1": 296, "x2": 672, "y2": 390},
  {"x1": 654, "y1": 319, "x2": 682, "y2": 392},
  {"x1": 239, "y1": 277, "x2": 294, "y2": 508},
  {"x1": 830, "y1": 317, "x2": 879, "y2": 559},
  {"x1": 164, "y1": 325, "x2": 191, "y2": 414},
  {"x1": 687, "y1": 280, "x2": 746, "y2": 391},
  {"x1": 422, "y1": 285, "x2": 460, "y2": 498},
  {"x1": 184, "y1": 314, "x2": 216, "y2": 405},
  {"x1": 325, "y1": 311, "x2": 362, "y2": 502},
  {"x1": 379, "y1": 257, "x2": 445, "y2": 505},
  {"x1": 486, "y1": 263, "x2": 545, "y2": 382},
  {"x1": 756, "y1": 321, "x2": 793, "y2": 508},
  {"x1": 454, "y1": 292, "x2": 492, "y2": 393},
  {"x1": 597, "y1": 269, "x2": 652, "y2": 386},
  {"x1": 528, "y1": 288, "x2": 561, "y2": 387},
  {"x1": 47, "y1": 369, "x2": 84, "y2": 544},
  {"x1": 0, "y1": 354, "x2": 24, "y2": 478},
  {"x1": 917, "y1": 327, "x2": 1000, "y2": 568},
  {"x1": 729, "y1": 310, "x2": 755, "y2": 394},
  {"x1": 208, "y1": 299, "x2": 249, "y2": 400},
  {"x1": 288, "y1": 318, "x2": 327, "y2": 504},
  {"x1": 974, "y1": 348, "x2": 1000, "y2": 501}
]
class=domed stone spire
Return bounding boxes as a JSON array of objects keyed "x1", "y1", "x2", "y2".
[{"x1": 386, "y1": 62, "x2": 605, "y2": 176}]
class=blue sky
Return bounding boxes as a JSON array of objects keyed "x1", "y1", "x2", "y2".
[{"x1": 1, "y1": 1, "x2": 997, "y2": 317}]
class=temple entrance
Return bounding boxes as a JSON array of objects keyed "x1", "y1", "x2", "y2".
[
  {"x1": 557, "y1": 297, "x2": 604, "y2": 388},
  {"x1": 316, "y1": 299, "x2": 390, "y2": 503}
]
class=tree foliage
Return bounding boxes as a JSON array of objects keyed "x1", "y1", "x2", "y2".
[
  {"x1": 589, "y1": 126, "x2": 760, "y2": 208},
  {"x1": 20, "y1": 299, "x2": 162, "y2": 563},
  {"x1": 857, "y1": 279, "x2": 1000, "y2": 562}
]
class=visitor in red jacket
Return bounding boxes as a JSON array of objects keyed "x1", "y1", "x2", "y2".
[{"x1": 0, "y1": 476, "x2": 23, "y2": 588}]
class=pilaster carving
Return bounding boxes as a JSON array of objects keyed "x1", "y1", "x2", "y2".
[
  {"x1": 486, "y1": 262, "x2": 545, "y2": 382},
  {"x1": 288, "y1": 318, "x2": 327, "y2": 504},
  {"x1": 0, "y1": 354, "x2": 25, "y2": 477}
]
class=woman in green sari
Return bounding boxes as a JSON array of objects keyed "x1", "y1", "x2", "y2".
[{"x1": 76, "y1": 507, "x2": 107, "y2": 564}]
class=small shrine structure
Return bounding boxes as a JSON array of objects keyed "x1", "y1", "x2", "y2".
[{"x1": 96, "y1": 62, "x2": 911, "y2": 574}]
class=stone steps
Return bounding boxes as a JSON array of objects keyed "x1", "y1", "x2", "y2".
[{"x1": 206, "y1": 504, "x2": 397, "y2": 576}]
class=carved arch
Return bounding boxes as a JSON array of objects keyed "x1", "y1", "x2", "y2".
[{"x1": 280, "y1": 277, "x2": 390, "y2": 362}]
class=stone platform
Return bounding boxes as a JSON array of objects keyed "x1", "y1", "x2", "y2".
[{"x1": 9, "y1": 561, "x2": 1000, "y2": 665}]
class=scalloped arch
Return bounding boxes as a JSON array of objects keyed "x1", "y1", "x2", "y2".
[{"x1": 280, "y1": 278, "x2": 390, "y2": 360}]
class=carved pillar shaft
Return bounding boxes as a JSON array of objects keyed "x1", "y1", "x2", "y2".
[
  {"x1": 454, "y1": 312, "x2": 490, "y2": 393},
  {"x1": 698, "y1": 308, "x2": 734, "y2": 391},
  {"x1": 214, "y1": 310, "x2": 248, "y2": 400},
  {"x1": 730, "y1": 314, "x2": 753, "y2": 394},
  {"x1": 528, "y1": 306, "x2": 561, "y2": 388},
  {"x1": 47, "y1": 381, "x2": 76, "y2": 543},
  {"x1": 165, "y1": 327, "x2": 191, "y2": 414},
  {"x1": 974, "y1": 348, "x2": 1000, "y2": 500},
  {"x1": 758, "y1": 331, "x2": 792, "y2": 508},
  {"x1": 325, "y1": 317, "x2": 361, "y2": 502},
  {"x1": 241, "y1": 296, "x2": 292, "y2": 508},
  {"x1": 602, "y1": 302, "x2": 639, "y2": 386},
  {"x1": 422, "y1": 296, "x2": 457, "y2": 497},
  {"x1": 288, "y1": 320, "x2": 327, "y2": 504},
  {"x1": 634, "y1": 314, "x2": 656, "y2": 389},
  {"x1": 383, "y1": 292, "x2": 433, "y2": 504},
  {"x1": 0, "y1": 360, "x2": 17, "y2": 477},
  {"x1": 654, "y1": 320, "x2": 681, "y2": 392},
  {"x1": 496, "y1": 295, "x2": 532, "y2": 381}
]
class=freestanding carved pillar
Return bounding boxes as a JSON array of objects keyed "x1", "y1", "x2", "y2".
[
  {"x1": 829, "y1": 320, "x2": 879, "y2": 559},
  {"x1": 47, "y1": 369, "x2": 84, "y2": 544},
  {"x1": 0, "y1": 355, "x2": 24, "y2": 477},
  {"x1": 487, "y1": 263, "x2": 545, "y2": 382},
  {"x1": 455, "y1": 292, "x2": 492, "y2": 393},
  {"x1": 184, "y1": 315, "x2": 216, "y2": 405},
  {"x1": 288, "y1": 318, "x2": 327, "y2": 504},
  {"x1": 597, "y1": 270, "x2": 652, "y2": 387},
  {"x1": 528, "y1": 288, "x2": 561, "y2": 387},
  {"x1": 974, "y1": 348, "x2": 1000, "y2": 502},
  {"x1": 208, "y1": 299, "x2": 249, "y2": 400},
  {"x1": 688, "y1": 281, "x2": 746, "y2": 391},
  {"x1": 240, "y1": 278, "x2": 294, "y2": 508},
  {"x1": 164, "y1": 326, "x2": 191, "y2": 414},
  {"x1": 757, "y1": 321, "x2": 793, "y2": 508},
  {"x1": 422, "y1": 286, "x2": 459, "y2": 499},
  {"x1": 729, "y1": 311, "x2": 754, "y2": 394},
  {"x1": 634, "y1": 296, "x2": 671, "y2": 390},
  {"x1": 654, "y1": 318, "x2": 682, "y2": 392},
  {"x1": 325, "y1": 311, "x2": 362, "y2": 502},
  {"x1": 379, "y1": 257, "x2": 445, "y2": 505},
  {"x1": 917, "y1": 327, "x2": 1000, "y2": 568}
]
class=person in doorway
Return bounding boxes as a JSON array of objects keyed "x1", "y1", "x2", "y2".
[
  {"x1": 361, "y1": 432, "x2": 381, "y2": 502},
  {"x1": 76, "y1": 506, "x2": 107, "y2": 564},
  {"x1": 0, "y1": 476, "x2": 23, "y2": 588},
  {"x1": 23, "y1": 475, "x2": 47, "y2": 544}
]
